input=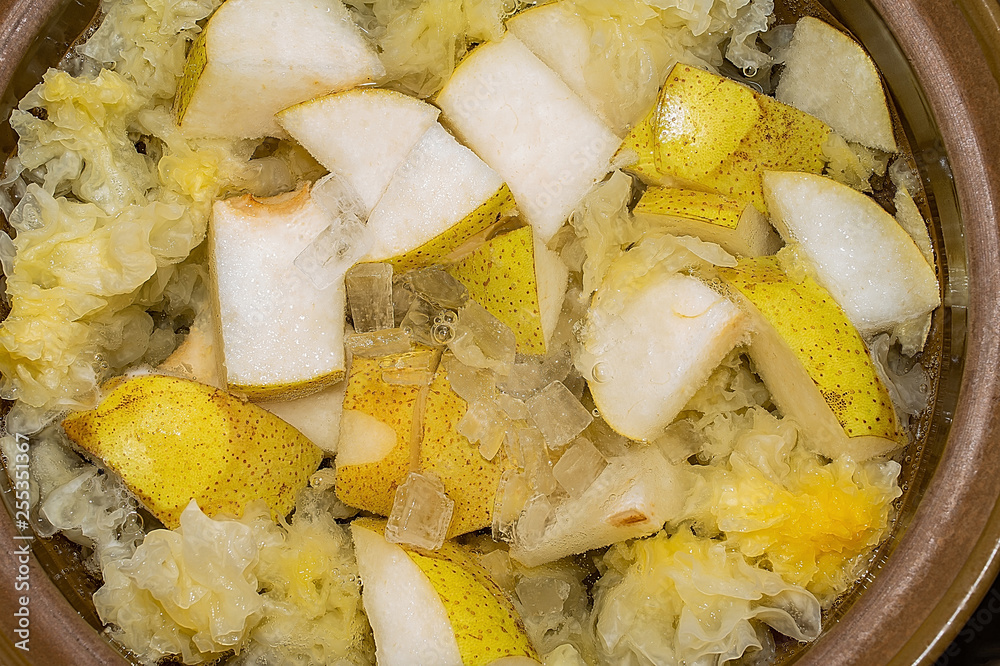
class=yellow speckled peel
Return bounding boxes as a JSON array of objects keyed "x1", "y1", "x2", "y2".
[
  {"x1": 449, "y1": 226, "x2": 546, "y2": 355},
  {"x1": 383, "y1": 185, "x2": 517, "y2": 273},
  {"x1": 654, "y1": 65, "x2": 761, "y2": 182},
  {"x1": 754, "y1": 95, "x2": 830, "y2": 173},
  {"x1": 636, "y1": 187, "x2": 744, "y2": 229},
  {"x1": 352, "y1": 517, "x2": 537, "y2": 665},
  {"x1": 633, "y1": 187, "x2": 781, "y2": 257},
  {"x1": 174, "y1": 31, "x2": 207, "y2": 124},
  {"x1": 616, "y1": 106, "x2": 675, "y2": 187},
  {"x1": 407, "y1": 541, "x2": 537, "y2": 665},
  {"x1": 232, "y1": 369, "x2": 345, "y2": 402},
  {"x1": 648, "y1": 65, "x2": 831, "y2": 214},
  {"x1": 708, "y1": 95, "x2": 831, "y2": 213},
  {"x1": 61, "y1": 375, "x2": 323, "y2": 529},
  {"x1": 335, "y1": 354, "x2": 512, "y2": 537},
  {"x1": 717, "y1": 257, "x2": 906, "y2": 460}
]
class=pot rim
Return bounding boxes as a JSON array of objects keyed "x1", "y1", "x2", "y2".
[{"x1": 0, "y1": 0, "x2": 998, "y2": 663}]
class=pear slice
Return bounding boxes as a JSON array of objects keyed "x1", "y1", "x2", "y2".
[
  {"x1": 633, "y1": 187, "x2": 782, "y2": 257},
  {"x1": 654, "y1": 66, "x2": 762, "y2": 184},
  {"x1": 335, "y1": 352, "x2": 513, "y2": 537},
  {"x1": 505, "y1": 3, "x2": 608, "y2": 125},
  {"x1": 436, "y1": 33, "x2": 622, "y2": 244},
  {"x1": 509, "y1": 445, "x2": 690, "y2": 568},
  {"x1": 448, "y1": 226, "x2": 568, "y2": 355},
  {"x1": 277, "y1": 89, "x2": 441, "y2": 213},
  {"x1": 62, "y1": 374, "x2": 323, "y2": 529},
  {"x1": 616, "y1": 105, "x2": 677, "y2": 188},
  {"x1": 716, "y1": 256, "x2": 907, "y2": 460},
  {"x1": 762, "y1": 171, "x2": 940, "y2": 335},
  {"x1": 534, "y1": 236, "x2": 571, "y2": 351},
  {"x1": 351, "y1": 518, "x2": 537, "y2": 666},
  {"x1": 158, "y1": 303, "x2": 346, "y2": 453},
  {"x1": 363, "y1": 123, "x2": 515, "y2": 271},
  {"x1": 157, "y1": 308, "x2": 225, "y2": 389},
  {"x1": 653, "y1": 64, "x2": 830, "y2": 212},
  {"x1": 776, "y1": 17, "x2": 897, "y2": 152},
  {"x1": 210, "y1": 185, "x2": 347, "y2": 400},
  {"x1": 174, "y1": 0, "x2": 384, "y2": 139},
  {"x1": 256, "y1": 384, "x2": 345, "y2": 454},
  {"x1": 577, "y1": 269, "x2": 748, "y2": 442}
]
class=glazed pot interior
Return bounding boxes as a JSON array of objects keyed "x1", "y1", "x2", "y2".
[{"x1": 0, "y1": 0, "x2": 998, "y2": 664}]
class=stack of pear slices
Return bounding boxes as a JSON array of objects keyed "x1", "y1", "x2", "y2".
[{"x1": 57, "y1": 4, "x2": 944, "y2": 664}]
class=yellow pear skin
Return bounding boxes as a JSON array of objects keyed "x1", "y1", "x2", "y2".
[
  {"x1": 62, "y1": 374, "x2": 323, "y2": 528},
  {"x1": 617, "y1": 106, "x2": 673, "y2": 187},
  {"x1": 655, "y1": 65, "x2": 761, "y2": 183},
  {"x1": 353, "y1": 517, "x2": 537, "y2": 666},
  {"x1": 336, "y1": 354, "x2": 513, "y2": 537},
  {"x1": 652, "y1": 65, "x2": 830, "y2": 213},
  {"x1": 449, "y1": 226, "x2": 547, "y2": 354},
  {"x1": 384, "y1": 185, "x2": 517, "y2": 273},
  {"x1": 633, "y1": 186, "x2": 781, "y2": 257},
  {"x1": 717, "y1": 257, "x2": 906, "y2": 460}
]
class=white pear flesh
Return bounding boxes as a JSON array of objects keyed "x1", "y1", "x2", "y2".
[
  {"x1": 277, "y1": 89, "x2": 440, "y2": 213},
  {"x1": 436, "y1": 33, "x2": 621, "y2": 244},
  {"x1": 534, "y1": 235, "x2": 570, "y2": 346},
  {"x1": 763, "y1": 171, "x2": 940, "y2": 335},
  {"x1": 257, "y1": 382, "x2": 346, "y2": 454},
  {"x1": 505, "y1": 4, "x2": 604, "y2": 125},
  {"x1": 510, "y1": 446, "x2": 690, "y2": 568},
  {"x1": 578, "y1": 272, "x2": 747, "y2": 442},
  {"x1": 176, "y1": 0, "x2": 384, "y2": 139},
  {"x1": 351, "y1": 524, "x2": 463, "y2": 666},
  {"x1": 364, "y1": 122, "x2": 504, "y2": 262},
  {"x1": 157, "y1": 310, "x2": 224, "y2": 389},
  {"x1": 210, "y1": 186, "x2": 346, "y2": 398},
  {"x1": 335, "y1": 408, "x2": 398, "y2": 466},
  {"x1": 775, "y1": 17, "x2": 896, "y2": 152}
]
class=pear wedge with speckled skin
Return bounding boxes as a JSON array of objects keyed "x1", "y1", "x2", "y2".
[
  {"x1": 335, "y1": 352, "x2": 514, "y2": 537},
  {"x1": 351, "y1": 517, "x2": 538, "y2": 666},
  {"x1": 174, "y1": 0, "x2": 383, "y2": 139},
  {"x1": 633, "y1": 187, "x2": 781, "y2": 257},
  {"x1": 776, "y1": 16, "x2": 897, "y2": 152},
  {"x1": 210, "y1": 184, "x2": 347, "y2": 401},
  {"x1": 619, "y1": 65, "x2": 830, "y2": 213},
  {"x1": 362, "y1": 123, "x2": 517, "y2": 272},
  {"x1": 62, "y1": 374, "x2": 323, "y2": 529},
  {"x1": 716, "y1": 256, "x2": 907, "y2": 460},
  {"x1": 449, "y1": 226, "x2": 568, "y2": 355}
]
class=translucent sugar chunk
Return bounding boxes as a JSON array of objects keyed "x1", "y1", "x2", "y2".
[
  {"x1": 449, "y1": 301, "x2": 516, "y2": 375},
  {"x1": 385, "y1": 471, "x2": 455, "y2": 551},
  {"x1": 526, "y1": 381, "x2": 593, "y2": 450},
  {"x1": 496, "y1": 345, "x2": 573, "y2": 399},
  {"x1": 345, "y1": 328, "x2": 412, "y2": 358},
  {"x1": 392, "y1": 279, "x2": 416, "y2": 327},
  {"x1": 346, "y1": 263, "x2": 394, "y2": 332},
  {"x1": 444, "y1": 356, "x2": 497, "y2": 403},
  {"x1": 518, "y1": 427, "x2": 557, "y2": 495},
  {"x1": 400, "y1": 297, "x2": 459, "y2": 347},
  {"x1": 380, "y1": 349, "x2": 440, "y2": 385},
  {"x1": 402, "y1": 266, "x2": 469, "y2": 309},
  {"x1": 514, "y1": 493, "x2": 553, "y2": 549},
  {"x1": 497, "y1": 393, "x2": 529, "y2": 420},
  {"x1": 312, "y1": 171, "x2": 367, "y2": 220},
  {"x1": 478, "y1": 549, "x2": 515, "y2": 592},
  {"x1": 493, "y1": 469, "x2": 532, "y2": 542},
  {"x1": 515, "y1": 576, "x2": 570, "y2": 618},
  {"x1": 552, "y1": 437, "x2": 607, "y2": 498},
  {"x1": 457, "y1": 399, "x2": 510, "y2": 461},
  {"x1": 293, "y1": 213, "x2": 373, "y2": 290}
]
